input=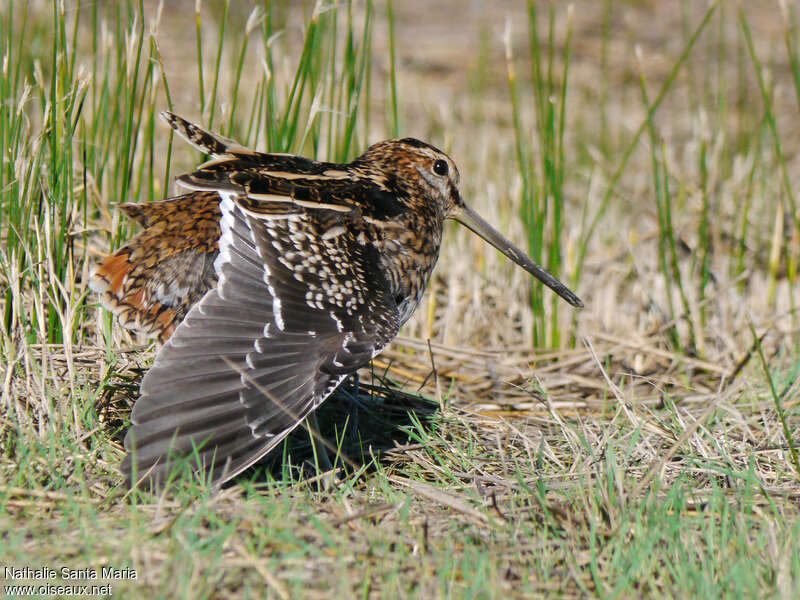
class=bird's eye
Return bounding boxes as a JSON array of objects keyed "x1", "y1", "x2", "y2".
[{"x1": 432, "y1": 159, "x2": 449, "y2": 176}]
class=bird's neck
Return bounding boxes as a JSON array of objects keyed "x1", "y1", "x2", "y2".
[{"x1": 368, "y1": 209, "x2": 444, "y2": 326}]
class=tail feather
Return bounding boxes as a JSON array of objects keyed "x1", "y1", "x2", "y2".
[{"x1": 90, "y1": 191, "x2": 222, "y2": 342}]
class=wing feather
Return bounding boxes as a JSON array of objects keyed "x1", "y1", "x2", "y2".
[{"x1": 122, "y1": 191, "x2": 399, "y2": 488}]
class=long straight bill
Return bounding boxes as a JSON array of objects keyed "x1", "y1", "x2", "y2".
[{"x1": 454, "y1": 204, "x2": 584, "y2": 309}]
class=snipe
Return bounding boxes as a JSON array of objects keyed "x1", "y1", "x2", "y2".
[{"x1": 91, "y1": 112, "x2": 583, "y2": 488}]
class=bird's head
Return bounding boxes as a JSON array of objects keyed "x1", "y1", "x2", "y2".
[
  {"x1": 355, "y1": 138, "x2": 584, "y2": 309},
  {"x1": 355, "y1": 138, "x2": 462, "y2": 218}
]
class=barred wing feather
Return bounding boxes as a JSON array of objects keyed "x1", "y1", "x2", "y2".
[{"x1": 122, "y1": 192, "x2": 400, "y2": 488}]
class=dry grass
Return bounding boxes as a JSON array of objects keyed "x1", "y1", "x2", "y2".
[{"x1": 2, "y1": 1, "x2": 800, "y2": 598}]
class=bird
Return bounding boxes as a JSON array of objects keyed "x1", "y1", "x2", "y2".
[{"x1": 90, "y1": 112, "x2": 584, "y2": 489}]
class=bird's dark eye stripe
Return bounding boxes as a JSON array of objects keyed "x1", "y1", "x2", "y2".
[{"x1": 433, "y1": 159, "x2": 448, "y2": 176}]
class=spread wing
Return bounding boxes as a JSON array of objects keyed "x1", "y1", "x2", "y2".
[{"x1": 122, "y1": 190, "x2": 400, "y2": 488}]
